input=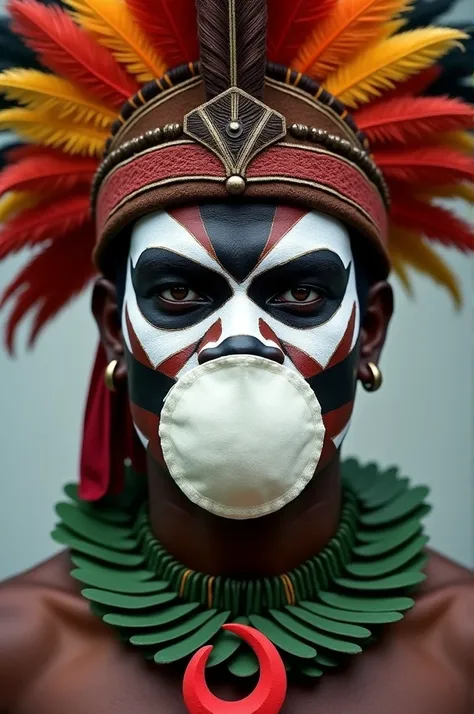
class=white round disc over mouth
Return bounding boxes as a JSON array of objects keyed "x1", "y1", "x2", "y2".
[{"x1": 159, "y1": 355, "x2": 325, "y2": 519}]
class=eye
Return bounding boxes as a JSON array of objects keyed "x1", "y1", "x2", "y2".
[
  {"x1": 272, "y1": 286, "x2": 324, "y2": 305},
  {"x1": 158, "y1": 285, "x2": 204, "y2": 303}
]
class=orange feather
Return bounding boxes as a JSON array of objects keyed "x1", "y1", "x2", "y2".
[
  {"x1": 293, "y1": 0, "x2": 411, "y2": 79},
  {"x1": 355, "y1": 96, "x2": 474, "y2": 144},
  {"x1": 390, "y1": 195, "x2": 474, "y2": 251},
  {"x1": 267, "y1": 0, "x2": 337, "y2": 65},
  {"x1": 0, "y1": 193, "x2": 90, "y2": 259},
  {"x1": 9, "y1": 0, "x2": 138, "y2": 109},
  {"x1": 374, "y1": 146, "x2": 474, "y2": 184},
  {"x1": 125, "y1": 0, "x2": 198, "y2": 67},
  {"x1": 388, "y1": 227, "x2": 461, "y2": 306},
  {"x1": 0, "y1": 148, "x2": 97, "y2": 196}
]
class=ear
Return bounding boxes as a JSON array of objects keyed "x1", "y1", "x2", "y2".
[
  {"x1": 92, "y1": 277, "x2": 127, "y2": 386},
  {"x1": 357, "y1": 280, "x2": 394, "y2": 386}
]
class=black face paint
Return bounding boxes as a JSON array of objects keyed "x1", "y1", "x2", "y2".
[
  {"x1": 131, "y1": 248, "x2": 233, "y2": 329},
  {"x1": 198, "y1": 203, "x2": 277, "y2": 282},
  {"x1": 248, "y1": 250, "x2": 351, "y2": 329}
]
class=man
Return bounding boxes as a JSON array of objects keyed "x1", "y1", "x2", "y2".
[{"x1": 0, "y1": 0, "x2": 473, "y2": 712}]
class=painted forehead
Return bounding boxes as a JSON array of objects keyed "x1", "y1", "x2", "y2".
[{"x1": 128, "y1": 203, "x2": 353, "y2": 275}]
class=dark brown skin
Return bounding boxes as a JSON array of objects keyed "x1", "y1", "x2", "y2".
[
  {"x1": 0, "y1": 550, "x2": 472, "y2": 713},
  {"x1": 1, "y1": 277, "x2": 473, "y2": 712}
]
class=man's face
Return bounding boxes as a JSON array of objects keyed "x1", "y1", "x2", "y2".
[{"x1": 123, "y1": 202, "x2": 360, "y2": 476}]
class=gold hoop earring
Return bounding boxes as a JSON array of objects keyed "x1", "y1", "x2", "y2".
[
  {"x1": 362, "y1": 362, "x2": 382, "y2": 392},
  {"x1": 104, "y1": 359, "x2": 118, "y2": 392}
]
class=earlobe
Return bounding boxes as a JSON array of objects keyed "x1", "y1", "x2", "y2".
[
  {"x1": 357, "y1": 281, "x2": 394, "y2": 388},
  {"x1": 91, "y1": 277, "x2": 127, "y2": 385}
]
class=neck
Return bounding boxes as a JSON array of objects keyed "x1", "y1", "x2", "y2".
[{"x1": 147, "y1": 455, "x2": 342, "y2": 577}]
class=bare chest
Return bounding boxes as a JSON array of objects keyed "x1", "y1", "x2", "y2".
[{"x1": 13, "y1": 621, "x2": 470, "y2": 714}]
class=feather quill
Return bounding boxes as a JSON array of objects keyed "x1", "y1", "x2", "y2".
[
  {"x1": 1, "y1": 221, "x2": 96, "y2": 352},
  {"x1": 125, "y1": 0, "x2": 198, "y2": 67},
  {"x1": 267, "y1": 0, "x2": 337, "y2": 66},
  {"x1": 9, "y1": 0, "x2": 138, "y2": 109},
  {"x1": 374, "y1": 146, "x2": 474, "y2": 184},
  {"x1": 0, "y1": 190, "x2": 40, "y2": 223},
  {"x1": 0, "y1": 106, "x2": 108, "y2": 156},
  {"x1": 0, "y1": 192, "x2": 90, "y2": 259},
  {"x1": 0, "y1": 69, "x2": 115, "y2": 129},
  {"x1": 64, "y1": 0, "x2": 165, "y2": 83},
  {"x1": 325, "y1": 27, "x2": 467, "y2": 107},
  {"x1": 0, "y1": 149, "x2": 97, "y2": 196},
  {"x1": 293, "y1": 0, "x2": 412, "y2": 79},
  {"x1": 355, "y1": 95, "x2": 474, "y2": 144},
  {"x1": 390, "y1": 195, "x2": 474, "y2": 251},
  {"x1": 388, "y1": 227, "x2": 461, "y2": 306}
]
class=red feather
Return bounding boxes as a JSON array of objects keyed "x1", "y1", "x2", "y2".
[
  {"x1": 0, "y1": 149, "x2": 97, "y2": 196},
  {"x1": 0, "y1": 193, "x2": 90, "y2": 259},
  {"x1": 384, "y1": 66, "x2": 441, "y2": 98},
  {"x1": 374, "y1": 147, "x2": 474, "y2": 184},
  {"x1": 125, "y1": 0, "x2": 198, "y2": 67},
  {"x1": 391, "y1": 195, "x2": 474, "y2": 252},
  {"x1": 1, "y1": 222, "x2": 96, "y2": 352},
  {"x1": 267, "y1": 0, "x2": 337, "y2": 65},
  {"x1": 355, "y1": 96, "x2": 474, "y2": 145},
  {"x1": 9, "y1": 0, "x2": 138, "y2": 109}
]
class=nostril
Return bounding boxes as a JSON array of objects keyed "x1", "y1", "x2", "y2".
[{"x1": 198, "y1": 336, "x2": 285, "y2": 365}]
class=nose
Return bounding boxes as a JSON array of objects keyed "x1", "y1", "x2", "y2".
[{"x1": 198, "y1": 336, "x2": 284, "y2": 365}]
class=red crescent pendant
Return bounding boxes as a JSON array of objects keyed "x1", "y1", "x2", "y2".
[{"x1": 182, "y1": 623, "x2": 287, "y2": 714}]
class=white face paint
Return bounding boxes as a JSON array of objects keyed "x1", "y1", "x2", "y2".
[{"x1": 123, "y1": 204, "x2": 361, "y2": 518}]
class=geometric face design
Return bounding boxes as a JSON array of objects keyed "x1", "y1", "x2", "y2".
[{"x1": 123, "y1": 203, "x2": 360, "y2": 471}]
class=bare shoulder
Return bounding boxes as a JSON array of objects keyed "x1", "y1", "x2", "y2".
[
  {"x1": 413, "y1": 549, "x2": 474, "y2": 673},
  {"x1": 0, "y1": 551, "x2": 85, "y2": 709}
]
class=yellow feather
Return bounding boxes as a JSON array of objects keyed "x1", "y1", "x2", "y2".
[
  {"x1": 435, "y1": 130, "x2": 474, "y2": 154},
  {"x1": 325, "y1": 28, "x2": 467, "y2": 108},
  {"x1": 390, "y1": 249, "x2": 413, "y2": 295},
  {"x1": 388, "y1": 227, "x2": 462, "y2": 306},
  {"x1": 418, "y1": 183, "x2": 474, "y2": 204},
  {"x1": 0, "y1": 191, "x2": 41, "y2": 224},
  {"x1": 64, "y1": 0, "x2": 165, "y2": 83},
  {"x1": 0, "y1": 69, "x2": 115, "y2": 129},
  {"x1": 0, "y1": 108, "x2": 107, "y2": 157},
  {"x1": 293, "y1": 0, "x2": 412, "y2": 79}
]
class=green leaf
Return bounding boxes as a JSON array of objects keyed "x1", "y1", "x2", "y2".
[
  {"x1": 228, "y1": 647, "x2": 259, "y2": 677},
  {"x1": 346, "y1": 535, "x2": 429, "y2": 578},
  {"x1": 300, "y1": 600, "x2": 403, "y2": 625},
  {"x1": 360, "y1": 486, "x2": 430, "y2": 526},
  {"x1": 71, "y1": 569, "x2": 167, "y2": 594},
  {"x1": 82, "y1": 588, "x2": 176, "y2": 610},
  {"x1": 55, "y1": 503, "x2": 136, "y2": 549},
  {"x1": 52, "y1": 526, "x2": 144, "y2": 567},
  {"x1": 335, "y1": 571, "x2": 426, "y2": 591},
  {"x1": 154, "y1": 611, "x2": 230, "y2": 664},
  {"x1": 287, "y1": 605, "x2": 371, "y2": 639},
  {"x1": 269, "y1": 610, "x2": 362, "y2": 654},
  {"x1": 130, "y1": 610, "x2": 217, "y2": 646},
  {"x1": 249, "y1": 614, "x2": 316, "y2": 659},
  {"x1": 318, "y1": 591, "x2": 414, "y2": 612}
]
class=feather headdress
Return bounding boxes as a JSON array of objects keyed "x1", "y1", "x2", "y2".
[{"x1": 0, "y1": 0, "x2": 472, "y2": 348}]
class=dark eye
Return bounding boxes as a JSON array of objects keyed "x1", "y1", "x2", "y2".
[
  {"x1": 159, "y1": 285, "x2": 203, "y2": 302},
  {"x1": 271, "y1": 285, "x2": 325, "y2": 309}
]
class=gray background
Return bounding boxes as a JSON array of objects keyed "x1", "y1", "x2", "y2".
[{"x1": 0, "y1": 0, "x2": 473, "y2": 579}]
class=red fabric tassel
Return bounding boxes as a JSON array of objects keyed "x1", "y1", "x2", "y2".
[{"x1": 79, "y1": 343, "x2": 146, "y2": 501}]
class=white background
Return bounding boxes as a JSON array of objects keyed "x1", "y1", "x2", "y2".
[{"x1": 0, "y1": 0, "x2": 473, "y2": 578}]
